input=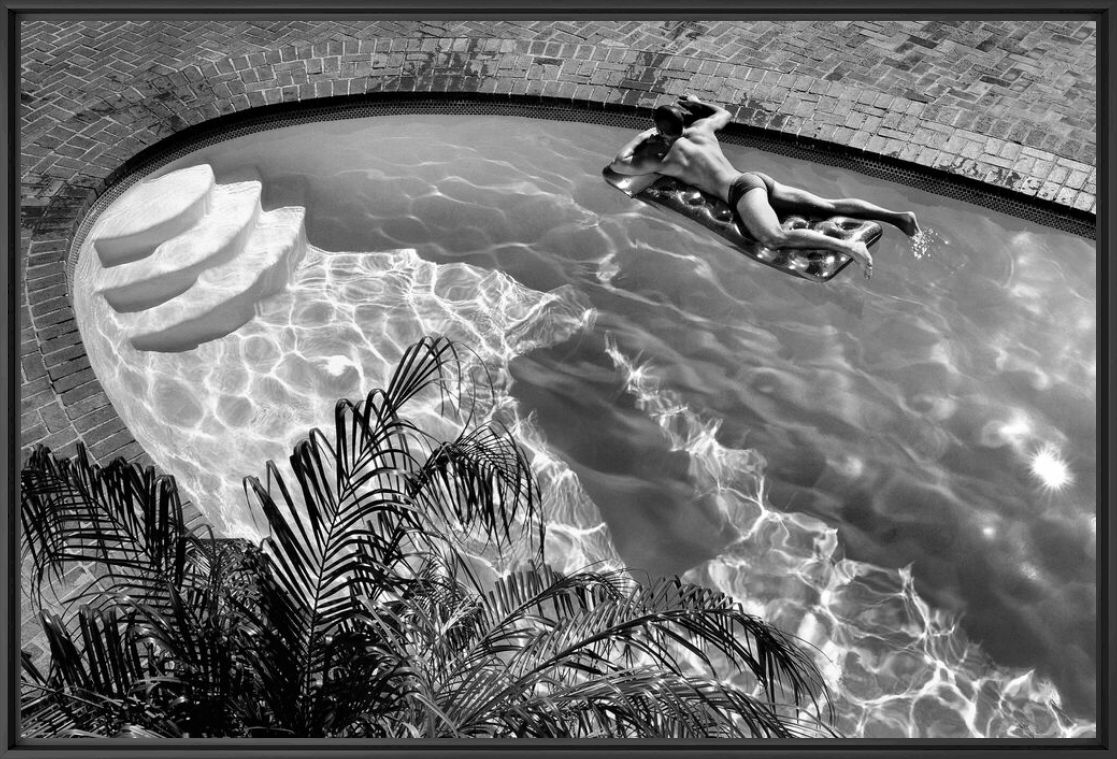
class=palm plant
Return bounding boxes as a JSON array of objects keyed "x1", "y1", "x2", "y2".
[{"x1": 21, "y1": 336, "x2": 835, "y2": 738}]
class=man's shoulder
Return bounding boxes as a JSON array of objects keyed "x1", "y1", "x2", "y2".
[{"x1": 679, "y1": 127, "x2": 719, "y2": 145}]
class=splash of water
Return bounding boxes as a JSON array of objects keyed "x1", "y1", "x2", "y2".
[{"x1": 910, "y1": 226, "x2": 948, "y2": 261}]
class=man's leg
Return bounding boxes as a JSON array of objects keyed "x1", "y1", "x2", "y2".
[
  {"x1": 734, "y1": 187, "x2": 875, "y2": 278},
  {"x1": 754, "y1": 173, "x2": 920, "y2": 236}
]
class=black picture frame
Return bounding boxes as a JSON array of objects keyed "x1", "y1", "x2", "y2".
[{"x1": 2, "y1": 1, "x2": 1112, "y2": 757}]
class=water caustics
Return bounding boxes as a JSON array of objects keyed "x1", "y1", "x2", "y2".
[
  {"x1": 604, "y1": 337, "x2": 1091, "y2": 738},
  {"x1": 71, "y1": 115, "x2": 1096, "y2": 738},
  {"x1": 75, "y1": 163, "x2": 604, "y2": 562}
]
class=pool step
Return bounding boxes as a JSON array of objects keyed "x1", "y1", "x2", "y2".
[
  {"x1": 125, "y1": 207, "x2": 307, "y2": 352},
  {"x1": 96, "y1": 180, "x2": 263, "y2": 312},
  {"x1": 87, "y1": 163, "x2": 310, "y2": 352},
  {"x1": 93, "y1": 164, "x2": 216, "y2": 268}
]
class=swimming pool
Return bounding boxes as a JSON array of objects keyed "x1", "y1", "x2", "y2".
[{"x1": 71, "y1": 113, "x2": 1096, "y2": 737}]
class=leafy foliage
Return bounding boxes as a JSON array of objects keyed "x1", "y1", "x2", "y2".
[{"x1": 20, "y1": 336, "x2": 835, "y2": 739}]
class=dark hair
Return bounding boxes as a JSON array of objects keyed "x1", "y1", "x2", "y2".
[{"x1": 653, "y1": 104, "x2": 687, "y2": 136}]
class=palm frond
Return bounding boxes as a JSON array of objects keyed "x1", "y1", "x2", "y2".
[
  {"x1": 359, "y1": 556, "x2": 832, "y2": 739},
  {"x1": 408, "y1": 425, "x2": 541, "y2": 551},
  {"x1": 20, "y1": 608, "x2": 182, "y2": 738},
  {"x1": 504, "y1": 575, "x2": 829, "y2": 714},
  {"x1": 499, "y1": 670, "x2": 832, "y2": 738},
  {"x1": 20, "y1": 335, "x2": 837, "y2": 740},
  {"x1": 385, "y1": 336, "x2": 463, "y2": 413},
  {"x1": 238, "y1": 336, "x2": 520, "y2": 735},
  {"x1": 21, "y1": 444, "x2": 197, "y2": 614}
]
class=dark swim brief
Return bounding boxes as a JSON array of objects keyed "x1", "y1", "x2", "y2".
[{"x1": 726, "y1": 172, "x2": 767, "y2": 209}]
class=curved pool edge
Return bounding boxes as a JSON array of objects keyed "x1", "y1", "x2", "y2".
[
  {"x1": 22, "y1": 90, "x2": 1099, "y2": 475},
  {"x1": 19, "y1": 20, "x2": 1098, "y2": 473}
]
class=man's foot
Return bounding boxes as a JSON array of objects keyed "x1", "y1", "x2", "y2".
[
  {"x1": 847, "y1": 241, "x2": 873, "y2": 279},
  {"x1": 897, "y1": 211, "x2": 921, "y2": 237}
]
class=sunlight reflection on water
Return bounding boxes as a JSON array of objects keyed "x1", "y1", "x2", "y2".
[{"x1": 72, "y1": 115, "x2": 1096, "y2": 736}]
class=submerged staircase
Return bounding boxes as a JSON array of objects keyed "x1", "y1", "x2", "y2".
[{"x1": 90, "y1": 164, "x2": 307, "y2": 352}]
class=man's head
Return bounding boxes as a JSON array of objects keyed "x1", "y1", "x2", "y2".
[
  {"x1": 653, "y1": 104, "x2": 688, "y2": 137},
  {"x1": 635, "y1": 132, "x2": 672, "y2": 161}
]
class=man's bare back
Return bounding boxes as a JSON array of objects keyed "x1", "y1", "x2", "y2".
[
  {"x1": 608, "y1": 96, "x2": 742, "y2": 204},
  {"x1": 654, "y1": 127, "x2": 742, "y2": 204}
]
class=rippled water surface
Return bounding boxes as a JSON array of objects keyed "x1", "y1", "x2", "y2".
[{"x1": 73, "y1": 115, "x2": 1096, "y2": 736}]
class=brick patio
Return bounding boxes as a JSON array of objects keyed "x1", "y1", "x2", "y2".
[{"x1": 18, "y1": 18, "x2": 1096, "y2": 476}]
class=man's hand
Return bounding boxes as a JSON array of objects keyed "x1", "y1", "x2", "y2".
[{"x1": 676, "y1": 95, "x2": 731, "y2": 131}]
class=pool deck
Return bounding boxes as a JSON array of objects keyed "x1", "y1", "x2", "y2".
[{"x1": 18, "y1": 19, "x2": 1097, "y2": 472}]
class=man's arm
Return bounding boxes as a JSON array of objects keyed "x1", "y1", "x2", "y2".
[
  {"x1": 680, "y1": 95, "x2": 732, "y2": 132},
  {"x1": 609, "y1": 127, "x2": 664, "y2": 175}
]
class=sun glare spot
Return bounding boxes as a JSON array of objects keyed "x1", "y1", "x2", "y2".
[{"x1": 1028, "y1": 443, "x2": 1073, "y2": 492}]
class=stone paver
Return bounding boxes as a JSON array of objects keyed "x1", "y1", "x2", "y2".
[{"x1": 17, "y1": 18, "x2": 1096, "y2": 495}]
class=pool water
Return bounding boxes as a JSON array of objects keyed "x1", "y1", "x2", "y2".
[{"x1": 72, "y1": 114, "x2": 1096, "y2": 737}]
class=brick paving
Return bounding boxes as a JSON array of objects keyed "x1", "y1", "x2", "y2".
[{"x1": 17, "y1": 19, "x2": 1096, "y2": 516}]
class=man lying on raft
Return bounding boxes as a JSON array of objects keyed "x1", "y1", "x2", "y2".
[{"x1": 609, "y1": 95, "x2": 921, "y2": 278}]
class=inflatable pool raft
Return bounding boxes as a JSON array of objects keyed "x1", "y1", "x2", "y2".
[{"x1": 602, "y1": 167, "x2": 883, "y2": 283}]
